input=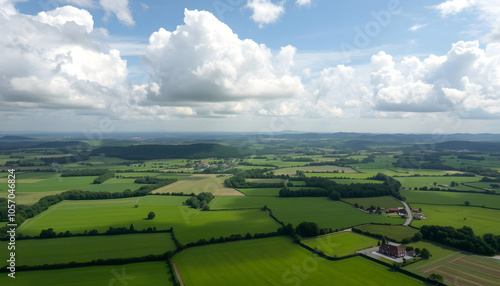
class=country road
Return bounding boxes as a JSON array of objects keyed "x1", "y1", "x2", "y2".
[{"x1": 401, "y1": 200, "x2": 413, "y2": 226}]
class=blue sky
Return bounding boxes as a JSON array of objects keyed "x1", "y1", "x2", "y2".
[{"x1": 2, "y1": 0, "x2": 500, "y2": 133}]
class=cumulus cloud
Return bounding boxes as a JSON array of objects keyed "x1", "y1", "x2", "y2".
[
  {"x1": 409, "y1": 24, "x2": 425, "y2": 32},
  {"x1": 0, "y1": 4, "x2": 130, "y2": 114},
  {"x1": 99, "y1": 0, "x2": 134, "y2": 26},
  {"x1": 434, "y1": 0, "x2": 475, "y2": 16},
  {"x1": 246, "y1": 0, "x2": 285, "y2": 27},
  {"x1": 142, "y1": 9, "x2": 304, "y2": 106},
  {"x1": 296, "y1": 0, "x2": 311, "y2": 7},
  {"x1": 370, "y1": 41, "x2": 500, "y2": 118}
]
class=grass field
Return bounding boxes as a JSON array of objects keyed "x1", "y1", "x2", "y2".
[
  {"x1": 396, "y1": 176, "x2": 481, "y2": 191},
  {"x1": 173, "y1": 236, "x2": 427, "y2": 286},
  {"x1": 81, "y1": 178, "x2": 146, "y2": 192},
  {"x1": 211, "y1": 196, "x2": 404, "y2": 230},
  {"x1": 0, "y1": 173, "x2": 95, "y2": 193},
  {"x1": 237, "y1": 188, "x2": 281, "y2": 196},
  {"x1": 0, "y1": 190, "x2": 65, "y2": 205},
  {"x1": 302, "y1": 231, "x2": 378, "y2": 257},
  {"x1": 401, "y1": 190, "x2": 500, "y2": 209},
  {"x1": 0, "y1": 233, "x2": 176, "y2": 266},
  {"x1": 410, "y1": 204, "x2": 500, "y2": 235},
  {"x1": 0, "y1": 262, "x2": 173, "y2": 286},
  {"x1": 152, "y1": 174, "x2": 242, "y2": 196},
  {"x1": 342, "y1": 196, "x2": 403, "y2": 209},
  {"x1": 246, "y1": 178, "x2": 284, "y2": 184},
  {"x1": 355, "y1": 224, "x2": 419, "y2": 242},
  {"x1": 16, "y1": 196, "x2": 280, "y2": 244},
  {"x1": 330, "y1": 179, "x2": 384, "y2": 184},
  {"x1": 274, "y1": 166, "x2": 357, "y2": 176}
]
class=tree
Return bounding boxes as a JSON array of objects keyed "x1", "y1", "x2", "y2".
[
  {"x1": 465, "y1": 201, "x2": 470, "y2": 206},
  {"x1": 420, "y1": 248, "x2": 431, "y2": 259},
  {"x1": 295, "y1": 222, "x2": 319, "y2": 237},
  {"x1": 148, "y1": 211, "x2": 156, "y2": 220},
  {"x1": 412, "y1": 232, "x2": 423, "y2": 242},
  {"x1": 129, "y1": 224, "x2": 135, "y2": 232},
  {"x1": 428, "y1": 273, "x2": 443, "y2": 283},
  {"x1": 381, "y1": 236, "x2": 388, "y2": 245}
]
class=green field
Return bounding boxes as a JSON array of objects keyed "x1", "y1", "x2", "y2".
[
  {"x1": 16, "y1": 196, "x2": 280, "y2": 244},
  {"x1": 0, "y1": 262, "x2": 173, "y2": 286},
  {"x1": 0, "y1": 173, "x2": 95, "y2": 193},
  {"x1": 0, "y1": 190, "x2": 65, "y2": 205},
  {"x1": 81, "y1": 178, "x2": 146, "y2": 192},
  {"x1": 152, "y1": 174, "x2": 242, "y2": 196},
  {"x1": 401, "y1": 189, "x2": 500, "y2": 209},
  {"x1": 342, "y1": 196, "x2": 403, "y2": 209},
  {"x1": 274, "y1": 165, "x2": 357, "y2": 176},
  {"x1": 355, "y1": 224, "x2": 420, "y2": 242},
  {"x1": 211, "y1": 196, "x2": 404, "y2": 230},
  {"x1": 246, "y1": 178, "x2": 284, "y2": 184},
  {"x1": 302, "y1": 231, "x2": 378, "y2": 257},
  {"x1": 411, "y1": 204, "x2": 500, "y2": 235},
  {"x1": 330, "y1": 178, "x2": 384, "y2": 184},
  {"x1": 173, "y1": 236, "x2": 427, "y2": 286},
  {"x1": 237, "y1": 188, "x2": 281, "y2": 196},
  {"x1": 396, "y1": 176, "x2": 481, "y2": 191},
  {"x1": 0, "y1": 233, "x2": 176, "y2": 266}
]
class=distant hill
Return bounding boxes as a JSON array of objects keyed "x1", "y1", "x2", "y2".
[
  {"x1": 35, "y1": 141, "x2": 91, "y2": 148},
  {"x1": 91, "y1": 143, "x2": 246, "y2": 160},
  {"x1": 435, "y1": 141, "x2": 500, "y2": 153},
  {"x1": 0, "y1": 136, "x2": 33, "y2": 141}
]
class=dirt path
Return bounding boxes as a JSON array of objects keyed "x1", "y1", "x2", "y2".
[{"x1": 173, "y1": 263, "x2": 185, "y2": 286}]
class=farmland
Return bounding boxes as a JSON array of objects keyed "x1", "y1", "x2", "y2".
[
  {"x1": 152, "y1": 174, "x2": 243, "y2": 196},
  {"x1": 0, "y1": 233, "x2": 176, "y2": 266},
  {"x1": 342, "y1": 196, "x2": 403, "y2": 209},
  {"x1": 274, "y1": 165, "x2": 358, "y2": 176},
  {"x1": 410, "y1": 204, "x2": 500, "y2": 235},
  {"x1": 401, "y1": 189, "x2": 500, "y2": 209},
  {"x1": 173, "y1": 236, "x2": 427, "y2": 286},
  {"x1": 302, "y1": 231, "x2": 378, "y2": 257},
  {"x1": 354, "y1": 224, "x2": 420, "y2": 242}
]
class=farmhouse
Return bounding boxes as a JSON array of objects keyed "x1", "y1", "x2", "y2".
[
  {"x1": 379, "y1": 244, "x2": 406, "y2": 258},
  {"x1": 386, "y1": 208, "x2": 398, "y2": 213}
]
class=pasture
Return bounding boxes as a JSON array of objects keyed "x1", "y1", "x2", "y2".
[
  {"x1": 342, "y1": 196, "x2": 403, "y2": 209},
  {"x1": 355, "y1": 224, "x2": 419, "y2": 242},
  {"x1": 237, "y1": 188, "x2": 281, "y2": 196},
  {"x1": 152, "y1": 174, "x2": 242, "y2": 196},
  {"x1": 0, "y1": 172, "x2": 95, "y2": 193},
  {"x1": 173, "y1": 236, "x2": 427, "y2": 285},
  {"x1": 210, "y1": 196, "x2": 404, "y2": 230},
  {"x1": 0, "y1": 233, "x2": 176, "y2": 266},
  {"x1": 16, "y1": 196, "x2": 280, "y2": 244},
  {"x1": 395, "y1": 176, "x2": 481, "y2": 191},
  {"x1": 410, "y1": 204, "x2": 500, "y2": 235},
  {"x1": 81, "y1": 178, "x2": 146, "y2": 193},
  {"x1": 0, "y1": 262, "x2": 173, "y2": 286},
  {"x1": 302, "y1": 231, "x2": 378, "y2": 257},
  {"x1": 401, "y1": 190, "x2": 500, "y2": 209}
]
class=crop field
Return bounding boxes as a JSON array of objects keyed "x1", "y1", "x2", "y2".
[
  {"x1": 0, "y1": 262, "x2": 173, "y2": 286},
  {"x1": 304, "y1": 172, "x2": 373, "y2": 179},
  {"x1": 342, "y1": 196, "x2": 403, "y2": 209},
  {"x1": 237, "y1": 188, "x2": 281, "y2": 196},
  {"x1": 302, "y1": 231, "x2": 378, "y2": 257},
  {"x1": 354, "y1": 224, "x2": 419, "y2": 242},
  {"x1": 152, "y1": 174, "x2": 242, "y2": 196},
  {"x1": 405, "y1": 241, "x2": 500, "y2": 286},
  {"x1": 3, "y1": 173, "x2": 95, "y2": 193},
  {"x1": 0, "y1": 233, "x2": 176, "y2": 266},
  {"x1": 330, "y1": 178, "x2": 384, "y2": 184},
  {"x1": 274, "y1": 166, "x2": 357, "y2": 176},
  {"x1": 81, "y1": 178, "x2": 146, "y2": 192},
  {"x1": 410, "y1": 204, "x2": 500, "y2": 235},
  {"x1": 210, "y1": 196, "x2": 404, "y2": 230},
  {"x1": 16, "y1": 196, "x2": 280, "y2": 244},
  {"x1": 173, "y1": 236, "x2": 427, "y2": 286},
  {"x1": 245, "y1": 178, "x2": 284, "y2": 184},
  {"x1": 401, "y1": 190, "x2": 500, "y2": 209},
  {"x1": 395, "y1": 176, "x2": 481, "y2": 191},
  {"x1": 0, "y1": 190, "x2": 65, "y2": 205}
]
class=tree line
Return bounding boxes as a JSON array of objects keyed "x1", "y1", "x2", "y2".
[
  {"x1": 93, "y1": 170, "x2": 115, "y2": 184},
  {"x1": 183, "y1": 192, "x2": 214, "y2": 210}
]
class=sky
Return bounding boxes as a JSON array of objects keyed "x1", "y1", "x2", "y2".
[{"x1": 1, "y1": 0, "x2": 500, "y2": 134}]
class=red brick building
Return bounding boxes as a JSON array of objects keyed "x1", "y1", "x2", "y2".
[{"x1": 379, "y1": 244, "x2": 406, "y2": 258}]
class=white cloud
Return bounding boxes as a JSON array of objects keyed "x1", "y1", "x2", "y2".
[
  {"x1": 296, "y1": 0, "x2": 311, "y2": 7},
  {"x1": 99, "y1": 0, "x2": 134, "y2": 26},
  {"x1": 370, "y1": 41, "x2": 500, "y2": 117},
  {"x1": 0, "y1": 3, "x2": 130, "y2": 114},
  {"x1": 435, "y1": 0, "x2": 475, "y2": 17},
  {"x1": 409, "y1": 24, "x2": 425, "y2": 32},
  {"x1": 142, "y1": 9, "x2": 305, "y2": 106},
  {"x1": 246, "y1": 0, "x2": 285, "y2": 27},
  {"x1": 60, "y1": 0, "x2": 96, "y2": 8}
]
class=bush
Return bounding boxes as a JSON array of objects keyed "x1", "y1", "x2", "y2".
[{"x1": 148, "y1": 212, "x2": 156, "y2": 220}]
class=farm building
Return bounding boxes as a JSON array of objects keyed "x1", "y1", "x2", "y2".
[
  {"x1": 386, "y1": 208, "x2": 398, "y2": 213},
  {"x1": 379, "y1": 244, "x2": 406, "y2": 258}
]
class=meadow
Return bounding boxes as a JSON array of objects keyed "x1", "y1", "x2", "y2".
[
  {"x1": 16, "y1": 196, "x2": 280, "y2": 244},
  {"x1": 342, "y1": 196, "x2": 403, "y2": 209},
  {"x1": 410, "y1": 204, "x2": 500, "y2": 235},
  {"x1": 236, "y1": 188, "x2": 281, "y2": 196},
  {"x1": 395, "y1": 176, "x2": 481, "y2": 191},
  {"x1": 152, "y1": 174, "x2": 242, "y2": 196},
  {"x1": 400, "y1": 189, "x2": 500, "y2": 209},
  {"x1": 173, "y1": 236, "x2": 427, "y2": 286},
  {"x1": 302, "y1": 231, "x2": 378, "y2": 257},
  {"x1": 0, "y1": 262, "x2": 173, "y2": 286},
  {"x1": 0, "y1": 233, "x2": 176, "y2": 266},
  {"x1": 210, "y1": 196, "x2": 404, "y2": 230},
  {"x1": 274, "y1": 165, "x2": 357, "y2": 176}
]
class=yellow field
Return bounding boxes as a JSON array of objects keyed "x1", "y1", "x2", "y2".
[{"x1": 152, "y1": 174, "x2": 244, "y2": 196}]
